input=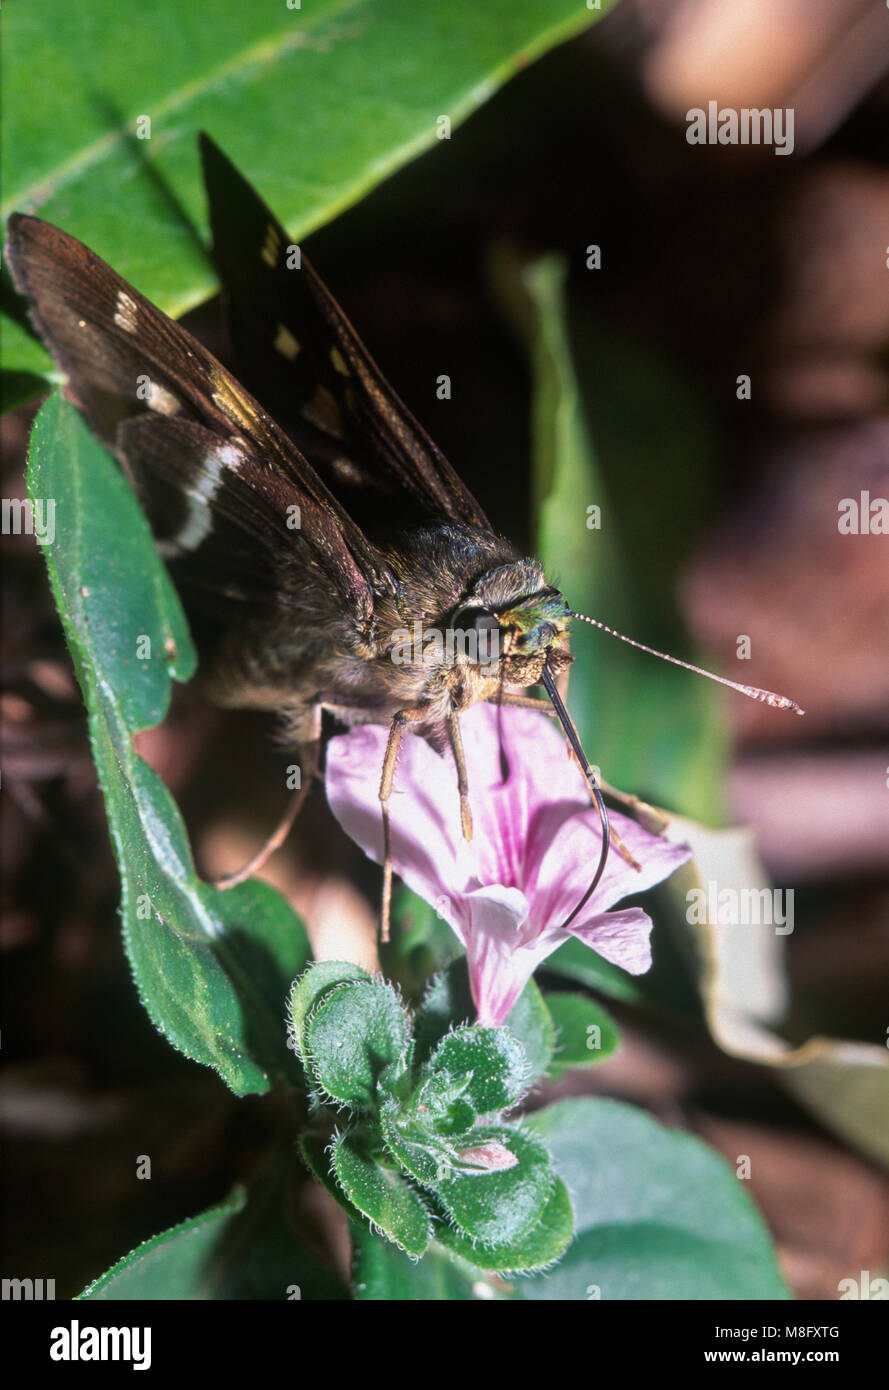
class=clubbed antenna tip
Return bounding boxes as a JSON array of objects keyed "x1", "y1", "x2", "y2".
[{"x1": 568, "y1": 612, "x2": 805, "y2": 716}]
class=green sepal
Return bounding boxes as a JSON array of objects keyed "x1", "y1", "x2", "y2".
[
  {"x1": 415, "y1": 959, "x2": 553, "y2": 1081},
  {"x1": 426, "y1": 1027, "x2": 529, "y2": 1115},
  {"x1": 379, "y1": 1111, "x2": 445, "y2": 1186},
  {"x1": 433, "y1": 1177, "x2": 575, "y2": 1273},
  {"x1": 288, "y1": 961, "x2": 369, "y2": 1063},
  {"x1": 414, "y1": 1072, "x2": 477, "y2": 1137},
  {"x1": 305, "y1": 978, "x2": 409, "y2": 1110},
  {"x1": 429, "y1": 1126, "x2": 554, "y2": 1247}
]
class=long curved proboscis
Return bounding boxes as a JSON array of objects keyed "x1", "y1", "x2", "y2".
[{"x1": 540, "y1": 663, "x2": 611, "y2": 929}]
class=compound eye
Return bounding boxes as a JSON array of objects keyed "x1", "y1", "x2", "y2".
[
  {"x1": 452, "y1": 605, "x2": 497, "y2": 633},
  {"x1": 472, "y1": 611, "x2": 500, "y2": 637}
]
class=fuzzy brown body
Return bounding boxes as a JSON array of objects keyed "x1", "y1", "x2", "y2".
[{"x1": 209, "y1": 522, "x2": 573, "y2": 750}]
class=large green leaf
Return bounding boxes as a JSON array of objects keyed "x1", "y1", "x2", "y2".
[
  {"x1": 517, "y1": 1099, "x2": 790, "y2": 1300},
  {"x1": 2, "y1": 0, "x2": 613, "y2": 392},
  {"x1": 28, "y1": 393, "x2": 310, "y2": 1095},
  {"x1": 80, "y1": 1193, "x2": 248, "y2": 1300},
  {"x1": 80, "y1": 1186, "x2": 347, "y2": 1300}
]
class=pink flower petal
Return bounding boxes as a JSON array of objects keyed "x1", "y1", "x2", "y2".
[
  {"x1": 325, "y1": 703, "x2": 692, "y2": 1021},
  {"x1": 566, "y1": 906, "x2": 655, "y2": 975},
  {"x1": 527, "y1": 804, "x2": 692, "y2": 924}
]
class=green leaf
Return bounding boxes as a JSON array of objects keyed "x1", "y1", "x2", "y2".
[
  {"x1": 386, "y1": 886, "x2": 461, "y2": 988},
  {"x1": 517, "y1": 1099, "x2": 790, "y2": 1299},
  {"x1": 3, "y1": 0, "x2": 615, "y2": 394},
  {"x1": 28, "y1": 394, "x2": 310, "y2": 1095},
  {"x1": 433, "y1": 1177, "x2": 574, "y2": 1273},
  {"x1": 300, "y1": 1131, "x2": 371, "y2": 1231},
  {"x1": 426, "y1": 1027, "x2": 528, "y2": 1114},
  {"x1": 352, "y1": 1225, "x2": 484, "y2": 1300},
  {"x1": 544, "y1": 992, "x2": 620, "y2": 1076},
  {"x1": 288, "y1": 960, "x2": 370, "y2": 1062},
  {"x1": 431, "y1": 1126, "x2": 554, "y2": 1247},
  {"x1": 331, "y1": 1133, "x2": 431, "y2": 1258},
  {"x1": 306, "y1": 979, "x2": 409, "y2": 1108}
]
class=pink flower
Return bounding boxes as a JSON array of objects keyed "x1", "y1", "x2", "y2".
[{"x1": 325, "y1": 705, "x2": 691, "y2": 1026}]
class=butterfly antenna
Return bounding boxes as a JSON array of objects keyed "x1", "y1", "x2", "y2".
[
  {"x1": 540, "y1": 663, "x2": 610, "y2": 928},
  {"x1": 568, "y1": 612, "x2": 805, "y2": 715}
]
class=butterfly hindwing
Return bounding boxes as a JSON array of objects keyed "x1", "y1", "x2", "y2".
[{"x1": 198, "y1": 133, "x2": 491, "y2": 533}]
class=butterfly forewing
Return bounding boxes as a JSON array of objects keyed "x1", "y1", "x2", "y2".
[{"x1": 5, "y1": 212, "x2": 394, "y2": 624}]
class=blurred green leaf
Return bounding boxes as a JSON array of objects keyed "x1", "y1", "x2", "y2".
[
  {"x1": 517, "y1": 1099, "x2": 790, "y2": 1300},
  {"x1": 80, "y1": 1193, "x2": 247, "y2": 1300},
  {"x1": 544, "y1": 991, "x2": 620, "y2": 1076},
  {"x1": 29, "y1": 394, "x2": 310, "y2": 1095},
  {"x1": 79, "y1": 1183, "x2": 347, "y2": 1300},
  {"x1": 545, "y1": 934, "x2": 643, "y2": 1002},
  {"x1": 3, "y1": 0, "x2": 614, "y2": 395},
  {"x1": 504, "y1": 252, "x2": 728, "y2": 822}
]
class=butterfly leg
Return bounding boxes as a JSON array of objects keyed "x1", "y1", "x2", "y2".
[
  {"x1": 213, "y1": 704, "x2": 322, "y2": 889},
  {"x1": 446, "y1": 711, "x2": 473, "y2": 841},
  {"x1": 379, "y1": 708, "x2": 425, "y2": 943},
  {"x1": 486, "y1": 693, "x2": 555, "y2": 714}
]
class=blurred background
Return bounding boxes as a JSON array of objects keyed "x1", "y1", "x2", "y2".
[{"x1": 2, "y1": 0, "x2": 889, "y2": 1298}]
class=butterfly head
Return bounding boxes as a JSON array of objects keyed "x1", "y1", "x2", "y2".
[{"x1": 451, "y1": 562, "x2": 572, "y2": 687}]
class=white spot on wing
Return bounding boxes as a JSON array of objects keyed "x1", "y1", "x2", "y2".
[
  {"x1": 113, "y1": 292, "x2": 139, "y2": 334},
  {"x1": 160, "y1": 443, "x2": 245, "y2": 555},
  {"x1": 147, "y1": 381, "x2": 180, "y2": 416}
]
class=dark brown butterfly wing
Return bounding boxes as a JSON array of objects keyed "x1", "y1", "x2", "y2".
[
  {"x1": 5, "y1": 212, "x2": 396, "y2": 628},
  {"x1": 198, "y1": 133, "x2": 491, "y2": 534}
]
